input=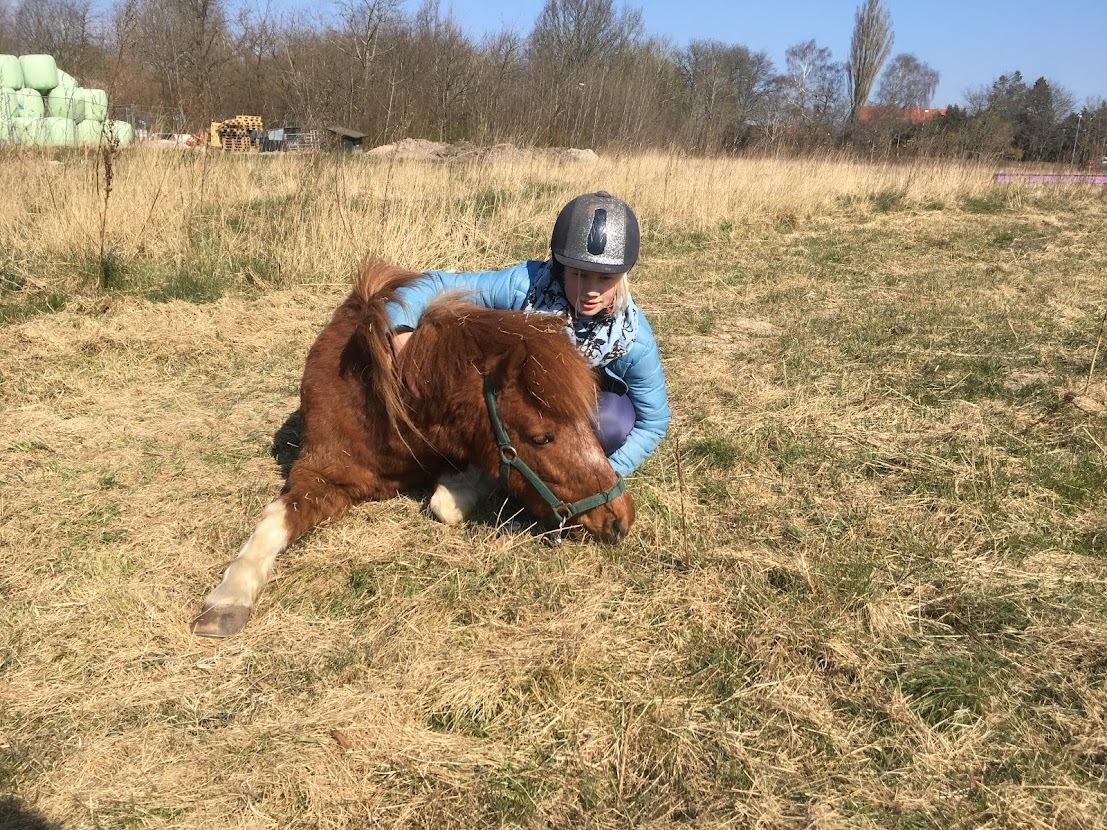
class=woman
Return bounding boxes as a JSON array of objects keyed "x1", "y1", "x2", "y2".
[{"x1": 387, "y1": 192, "x2": 669, "y2": 520}]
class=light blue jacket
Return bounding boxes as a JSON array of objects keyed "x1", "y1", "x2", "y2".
[{"x1": 385, "y1": 260, "x2": 670, "y2": 476}]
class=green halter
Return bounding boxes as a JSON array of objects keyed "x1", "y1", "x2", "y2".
[{"x1": 481, "y1": 373, "x2": 625, "y2": 528}]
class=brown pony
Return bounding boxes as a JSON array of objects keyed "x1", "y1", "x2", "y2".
[{"x1": 192, "y1": 261, "x2": 634, "y2": 637}]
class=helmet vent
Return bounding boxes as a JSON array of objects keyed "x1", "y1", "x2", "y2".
[{"x1": 587, "y1": 209, "x2": 607, "y2": 255}]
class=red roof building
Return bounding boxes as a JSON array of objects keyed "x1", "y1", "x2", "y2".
[{"x1": 859, "y1": 106, "x2": 948, "y2": 124}]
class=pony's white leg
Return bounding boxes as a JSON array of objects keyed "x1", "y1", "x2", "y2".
[
  {"x1": 192, "y1": 499, "x2": 290, "y2": 638},
  {"x1": 430, "y1": 465, "x2": 492, "y2": 525}
]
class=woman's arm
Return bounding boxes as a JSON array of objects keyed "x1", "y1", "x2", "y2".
[
  {"x1": 608, "y1": 324, "x2": 671, "y2": 476},
  {"x1": 385, "y1": 262, "x2": 537, "y2": 331}
]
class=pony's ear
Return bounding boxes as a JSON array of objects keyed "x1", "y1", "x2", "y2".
[
  {"x1": 519, "y1": 349, "x2": 560, "y2": 404},
  {"x1": 480, "y1": 340, "x2": 527, "y2": 387}
]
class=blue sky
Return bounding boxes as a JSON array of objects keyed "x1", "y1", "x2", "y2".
[{"x1": 380, "y1": 0, "x2": 1106, "y2": 107}]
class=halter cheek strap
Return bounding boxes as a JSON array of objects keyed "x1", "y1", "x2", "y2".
[{"x1": 481, "y1": 373, "x2": 625, "y2": 528}]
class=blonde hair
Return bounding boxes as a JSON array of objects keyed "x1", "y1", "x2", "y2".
[{"x1": 612, "y1": 272, "x2": 631, "y2": 314}]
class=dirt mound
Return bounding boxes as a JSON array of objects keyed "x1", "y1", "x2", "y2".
[{"x1": 366, "y1": 138, "x2": 598, "y2": 164}]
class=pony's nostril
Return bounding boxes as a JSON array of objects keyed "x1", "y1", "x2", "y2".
[{"x1": 609, "y1": 517, "x2": 626, "y2": 542}]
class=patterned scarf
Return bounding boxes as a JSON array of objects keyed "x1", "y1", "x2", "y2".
[{"x1": 523, "y1": 261, "x2": 638, "y2": 368}]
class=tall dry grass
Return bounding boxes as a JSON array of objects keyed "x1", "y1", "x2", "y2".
[{"x1": 0, "y1": 147, "x2": 1008, "y2": 285}]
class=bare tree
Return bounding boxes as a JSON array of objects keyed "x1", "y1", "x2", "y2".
[
  {"x1": 413, "y1": 0, "x2": 477, "y2": 142},
  {"x1": 10, "y1": 0, "x2": 1060, "y2": 161},
  {"x1": 678, "y1": 40, "x2": 731, "y2": 151},
  {"x1": 0, "y1": 0, "x2": 10, "y2": 42},
  {"x1": 678, "y1": 40, "x2": 775, "y2": 152},
  {"x1": 11, "y1": 0, "x2": 97, "y2": 71},
  {"x1": 876, "y1": 53, "x2": 938, "y2": 109},
  {"x1": 122, "y1": 0, "x2": 232, "y2": 124},
  {"x1": 778, "y1": 39, "x2": 844, "y2": 127},
  {"x1": 530, "y1": 0, "x2": 641, "y2": 64},
  {"x1": 473, "y1": 28, "x2": 522, "y2": 143},
  {"x1": 335, "y1": 0, "x2": 399, "y2": 125},
  {"x1": 846, "y1": 0, "x2": 893, "y2": 122},
  {"x1": 529, "y1": 0, "x2": 642, "y2": 145}
]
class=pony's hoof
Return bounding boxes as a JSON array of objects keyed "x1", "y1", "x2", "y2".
[{"x1": 191, "y1": 604, "x2": 252, "y2": 638}]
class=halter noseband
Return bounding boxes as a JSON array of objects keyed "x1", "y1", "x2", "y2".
[{"x1": 481, "y1": 373, "x2": 625, "y2": 528}]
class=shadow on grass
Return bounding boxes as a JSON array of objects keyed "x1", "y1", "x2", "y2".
[
  {"x1": 271, "y1": 409, "x2": 303, "y2": 480},
  {"x1": 0, "y1": 798, "x2": 59, "y2": 830}
]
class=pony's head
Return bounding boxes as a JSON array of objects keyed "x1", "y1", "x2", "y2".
[{"x1": 409, "y1": 300, "x2": 635, "y2": 543}]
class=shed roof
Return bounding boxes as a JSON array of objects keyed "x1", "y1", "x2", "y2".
[{"x1": 325, "y1": 125, "x2": 368, "y2": 139}]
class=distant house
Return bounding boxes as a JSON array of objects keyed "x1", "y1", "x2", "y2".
[{"x1": 859, "y1": 106, "x2": 947, "y2": 125}]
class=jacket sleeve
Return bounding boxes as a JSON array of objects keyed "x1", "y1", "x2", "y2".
[
  {"x1": 608, "y1": 319, "x2": 671, "y2": 476},
  {"x1": 385, "y1": 262, "x2": 533, "y2": 329}
]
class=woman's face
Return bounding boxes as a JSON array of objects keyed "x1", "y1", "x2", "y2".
[{"x1": 562, "y1": 266, "x2": 622, "y2": 316}]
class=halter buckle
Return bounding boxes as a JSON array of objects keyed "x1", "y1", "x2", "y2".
[{"x1": 552, "y1": 502, "x2": 574, "y2": 526}]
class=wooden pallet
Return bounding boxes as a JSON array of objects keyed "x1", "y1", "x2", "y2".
[
  {"x1": 230, "y1": 115, "x2": 263, "y2": 131},
  {"x1": 220, "y1": 135, "x2": 257, "y2": 153}
]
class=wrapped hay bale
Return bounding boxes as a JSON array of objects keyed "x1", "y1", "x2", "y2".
[
  {"x1": 109, "y1": 120, "x2": 133, "y2": 146},
  {"x1": 13, "y1": 88, "x2": 44, "y2": 118},
  {"x1": 76, "y1": 87, "x2": 107, "y2": 122},
  {"x1": 46, "y1": 85, "x2": 83, "y2": 120},
  {"x1": 35, "y1": 116, "x2": 76, "y2": 146},
  {"x1": 18, "y1": 55, "x2": 58, "y2": 92},
  {"x1": 11, "y1": 117, "x2": 40, "y2": 145},
  {"x1": 0, "y1": 88, "x2": 19, "y2": 119},
  {"x1": 75, "y1": 118, "x2": 105, "y2": 145},
  {"x1": 56, "y1": 69, "x2": 77, "y2": 88},
  {"x1": 0, "y1": 55, "x2": 23, "y2": 89},
  {"x1": 91, "y1": 88, "x2": 108, "y2": 117},
  {"x1": 77, "y1": 119, "x2": 133, "y2": 147}
]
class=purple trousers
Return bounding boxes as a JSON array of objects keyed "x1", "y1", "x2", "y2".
[{"x1": 596, "y1": 391, "x2": 636, "y2": 455}]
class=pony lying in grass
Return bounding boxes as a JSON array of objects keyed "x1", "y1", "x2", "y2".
[{"x1": 193, "y1": 261, "x2": 634, "y2": 637}]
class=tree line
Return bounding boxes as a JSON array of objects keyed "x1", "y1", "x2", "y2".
[{"x1": 1, "y1": 0, "x2": 1103, "y2": 163}]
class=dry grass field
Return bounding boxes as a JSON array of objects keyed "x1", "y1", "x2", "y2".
[{"x1": 1, "y1": 147, "x2": 1106, "y2": 829}]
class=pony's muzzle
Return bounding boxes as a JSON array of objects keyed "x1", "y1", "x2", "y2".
[
  {"x1": 579, "y1": 491, "x2": 635, "y2": 544},
  {"x1": 607, "y1": 516, "x2": 627, "y2": 543}
]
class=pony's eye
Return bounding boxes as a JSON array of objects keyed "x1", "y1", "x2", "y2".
[{"x1": 531, "y1": 433, "x2": 554, "y2": 446}]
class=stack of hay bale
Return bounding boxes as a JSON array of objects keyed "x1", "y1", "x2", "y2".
[{"x1": 0, "y1": 54, "x2": 133, "y2": 148}]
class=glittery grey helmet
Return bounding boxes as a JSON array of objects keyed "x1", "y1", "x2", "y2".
[{"x1": 551, "y1": 191, "x2": 639, "y2": 274}]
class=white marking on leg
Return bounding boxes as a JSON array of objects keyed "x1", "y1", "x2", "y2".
[
  {"x1": 203, "y1": 500, "x2": 290, "y2": 609},
  {"x1": 430, "y1": 465, "x2": 491, "y2": 525}
]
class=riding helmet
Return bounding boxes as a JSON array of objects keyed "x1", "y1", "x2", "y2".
[{"x1": 550, "y1": 191, "x2": 640, "y2": 274}]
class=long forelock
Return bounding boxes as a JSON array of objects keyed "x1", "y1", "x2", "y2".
[
  {"x1": 418, "y1": 297, "x2": 597, "y2": 424},
  {"x1": 519, "y1": 333, "x2": 596, "y2": 424}
]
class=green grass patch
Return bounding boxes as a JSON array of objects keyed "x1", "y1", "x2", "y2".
[
  {"x1": 893, "y1": 649, "x2": 1008, "y2": 728},
  {"x1": 460, "y1": 187, "x2": 511, "y2": 221},
  {"x1": 146, "y1": 270, "x2": 225, "y2": 304},
  {"x1": 427, "y1": 703, "x2": 498, "y2": 738},
  {"x1": 0, "y1": 290, "x2": 67, "y2": 325},
  {"x1": 1031, "y1": 449, "x2": 1107, "y2": 508},
  {"x1": 921, "y1": 590, "x2": 1031, "y2": 636},
  {"x1": 869, "y1": 187, "x2": 908, "y2": 213},
  {"x1": 683, "y1": 628, "x2": 759, "y2": 701},
  {"x1": 961, "y1": 191, "x2": 1008, "y2": 214},
  {"x1": 684, "y1": 436, "x2": 739, "y2": 469},
  {"x1": 479, "y1": 763, "x2": 549, "y2": 823}
]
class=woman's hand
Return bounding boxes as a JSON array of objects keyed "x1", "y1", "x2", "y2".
[{"x1": 392, "y1": 331, "x2": 413, "y2": 356}]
